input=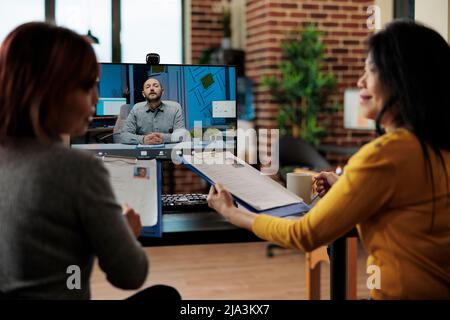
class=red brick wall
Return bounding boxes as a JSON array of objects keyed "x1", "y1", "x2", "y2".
[
  {"x1": 162, "y1": 162, "x2": 209, "y2": 194},
  {"x1": 191, "y1": 0, "x2": 225, "y2": 63},
  {"x1": 246, "y1": 0, "x2": 376, "y2": 167}
]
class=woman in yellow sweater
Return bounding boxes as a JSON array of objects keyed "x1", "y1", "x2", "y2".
[{"x1": 207, "y1": 20, "x2": 450, "y2": 299}]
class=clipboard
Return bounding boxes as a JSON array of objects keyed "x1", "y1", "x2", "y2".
[
  {"x1": 102, "y1": 155, "x2": 162, "y2": 237},
  {"x1": 179, "y1": 152, "x2": 310, "y2": 217}
]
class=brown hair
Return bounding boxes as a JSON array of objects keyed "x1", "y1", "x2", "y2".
[{"x1": 0, "y1": 22, "x2": 98, "y2": 142}]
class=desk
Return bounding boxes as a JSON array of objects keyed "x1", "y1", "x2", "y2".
[
  {"x1": 139, "y1": 212, "x2": 260, "y2": 247},
  {"x1": 85, "y1": 127, "x2": 114, "y2": 143},
  {"x1": 292, "y1": 168, "x2": 359, "y2": 300},
  {"x1": 73, "y1": 145, "x2": 357, "y2": 299},
  {"x1": 330, "y1": 231, "x2": 359, "y2": 300},
  {"x1": 139, "y1": 210, "x2": 358, "y2": 300}
]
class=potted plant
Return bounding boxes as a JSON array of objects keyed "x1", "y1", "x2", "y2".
[
  {"x1": 263, "y1": 24, "x2": 338, "y2": 146},
  {"x1": 199, "y1": 1, "x2": 231, "y2": 62}
]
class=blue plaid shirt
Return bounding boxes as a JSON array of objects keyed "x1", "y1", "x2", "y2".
[{"x1": 120, "y1": 101, "x2": 185, "y2": 144}]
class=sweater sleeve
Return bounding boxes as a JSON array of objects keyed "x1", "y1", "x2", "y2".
[
  {"x1": 252, "y1": 139, "x2": 397, "y2": 252},
  {"x1": 77, "y1": 156, "x2": 148, "y2": 289}
]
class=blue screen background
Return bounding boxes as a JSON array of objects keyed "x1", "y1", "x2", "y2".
[{"x1": 97, "y1": 63, "x2": 236, "y2": 131}]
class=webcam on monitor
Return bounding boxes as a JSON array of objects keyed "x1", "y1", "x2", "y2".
[{"x1": 146, "y1": 53, "x2": 160, "y2": 65}]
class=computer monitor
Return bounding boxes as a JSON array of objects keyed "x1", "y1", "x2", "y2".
[{"x1": 95, "y1": 63, "x2": 237, "y2": 133}]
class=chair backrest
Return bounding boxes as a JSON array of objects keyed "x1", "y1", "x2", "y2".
[
  {"x1": 277, "y1": 137, "x2": 331, "y2": 183},
  {"x1": 279, "y1": 137, "x2": 331, "y2": 170},
  {"x1": 112, "y1": 104, "x2": 133, "y2": 143}
]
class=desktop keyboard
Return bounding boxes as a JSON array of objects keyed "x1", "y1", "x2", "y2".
[{"x1": 162, "y1": 193, "x2": 210, "y2": 212}]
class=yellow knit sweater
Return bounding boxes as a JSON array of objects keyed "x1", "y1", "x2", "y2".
[{"x1": 253, "y1": 128, "x2": 450, "y2": 299}]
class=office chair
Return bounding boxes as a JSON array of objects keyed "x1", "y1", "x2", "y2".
[
  {"x1": 96, "y1": 104, "x2": 131, "y2": 143},
  {"x1": 277, "y1": 136, "x2": 331, "y2": 183},
  {"x1": 266, "y1": 136, "x2": 331, "y2": 257}
]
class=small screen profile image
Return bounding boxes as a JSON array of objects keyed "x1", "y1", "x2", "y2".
[{"x1": 133, "y1": 166, "x2": 150, "y2": 179}]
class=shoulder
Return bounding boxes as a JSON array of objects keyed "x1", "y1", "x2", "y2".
[
  {"x1": 162, "y1": 101, "x2": 182, "y2": 112},
  {"x1": 15, "y1": 142, "x2": 109, "y2": 194},
  {"x1": 53, "y1": 146, "x2": 112, "y2": 199},
  {"x1": 350, "y1": 128, "x2": 420, "y2": 166},
  {"x1": 51, "y1": 144, "x2": 106, "y2": 174},
  {"x1": 131, "y1": 102, "x2": 147, "y2": 113}
]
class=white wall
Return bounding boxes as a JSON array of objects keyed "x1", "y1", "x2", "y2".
[
  {"x1": 231, "y1": 0, "x2": 246, "y2": 50},
  {"x1": 415, "y1": 0, "x2": 449, "y2": 42},
  {"x1": 375, "y1": 0, "x2": 394, "y2": 29},
  {"x1": 184, "y1": 0, "x2": 192, "y2": 63}
]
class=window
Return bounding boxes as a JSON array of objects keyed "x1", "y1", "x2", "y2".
[
  {"x1": 56, "y1": 0, "x2": 112, "y2": 62},
  {"x1": 0, "y1": 0, "x2": 45, "y2": 45},
  {"x1": 120, "y1": 0, "x2": 182, "y2": 64},
  {"x1": 0, "y1": 0, "x2": 183, "y2": 64}
]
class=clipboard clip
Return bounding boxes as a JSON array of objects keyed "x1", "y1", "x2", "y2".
[{"x1": 102, "y1": 154, "x2": 138, "y2": 164}]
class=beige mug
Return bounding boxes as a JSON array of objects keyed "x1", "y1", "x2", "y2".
[{"x1": 287, "y1": 172, "x2": 313, "y2": 205}]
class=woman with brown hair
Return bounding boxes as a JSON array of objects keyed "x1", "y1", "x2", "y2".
[{"x1": 0, "y1": 22, "x2": 179, "y2": 300}]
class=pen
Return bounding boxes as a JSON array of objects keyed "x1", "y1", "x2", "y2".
[
  {"x1": 311, "y1": 166, "x2": 342, "y2": 203},
  {"x1": 310, "y1": 193, "x2": 320, "y2": 203}
]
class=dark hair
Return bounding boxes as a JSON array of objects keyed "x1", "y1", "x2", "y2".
[
  {"x1": 0, "y1": 22, "x2": 98, "y2": 142},
  {"x1": 368, "y1": 19, "x2": 450, "y2": 230}
]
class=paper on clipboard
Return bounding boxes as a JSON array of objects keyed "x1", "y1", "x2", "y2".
[
  {"x1": 182, "y1": 151, "x2": 305, "y2": 212},
  {"x1": 102, "y1": 157, "x2": 159, "y2": 227}
]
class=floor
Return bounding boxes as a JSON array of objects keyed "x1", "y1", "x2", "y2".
[{"x1": 90, "y1": 241, "x2": 371, "y2": 300}]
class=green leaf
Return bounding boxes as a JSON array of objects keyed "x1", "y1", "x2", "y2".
[{"x1": 263, "y1": 24, "x2": 338, "y2": 143}]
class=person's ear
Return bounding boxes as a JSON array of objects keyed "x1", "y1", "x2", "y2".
[{"x1": 142, "y1": 91, "x2": 145, "y2": 98}]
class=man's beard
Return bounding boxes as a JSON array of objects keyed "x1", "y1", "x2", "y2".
[{"x1": 146, "y1": 94, "x2": 161, "y2": 103}]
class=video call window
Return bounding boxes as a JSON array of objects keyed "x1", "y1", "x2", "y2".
[{"x1": 96, "y1": 63, "x2": 237, "y2": 131}]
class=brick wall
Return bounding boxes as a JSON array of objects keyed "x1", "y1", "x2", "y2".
[
  {"x1": 162, "y1": 162, "x2": 209, "y2": 194},
  {"x1": 191, "y1": 0, "x2": 225, "y2": 63},
  {"x1": 246, "y1": 0, "x2": 376, "y2": 167}
]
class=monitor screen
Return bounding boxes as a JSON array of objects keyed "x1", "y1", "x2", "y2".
[
  {"x1": 96, "y1": 97, "x2": 127, "y2": 116},
  {"x1": 96, "y1": 63, "x2": 237, "y2": 133}
]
